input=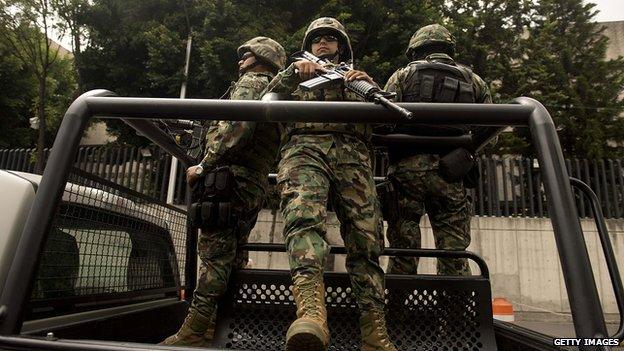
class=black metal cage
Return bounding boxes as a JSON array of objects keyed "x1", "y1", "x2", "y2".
[
  {"x1": 0, "y1": 90, "x2": 622, "y2": 350},
  {"x1": 27, "y1": 167, "x2": 187, "y2": 319}
]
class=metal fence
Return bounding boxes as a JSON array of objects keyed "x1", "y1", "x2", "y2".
[
  {"x1": 1, "y1": 146, "x2": 622, "y2": 219},
  {"x1": 372, "y1": 151, "x2": 621, "y2": 219},
  {"x1": 0, "y1": 146, "x2": 187, "y2": 204}
]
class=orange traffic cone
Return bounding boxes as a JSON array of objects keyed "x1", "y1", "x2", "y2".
[{"x1": 492, "y1": 297, "x2": 514, "y2": 322}]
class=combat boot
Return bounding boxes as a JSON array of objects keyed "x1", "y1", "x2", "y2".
[
  {"x1": 360, "y1": 307, "x2": 397, "y2": 351},
  {"x1": 160, "y1": 308, "x2": 215, "y2": 347},
  {"x1": 285, "y1": 273, "x2": 330, "y2": 351}
]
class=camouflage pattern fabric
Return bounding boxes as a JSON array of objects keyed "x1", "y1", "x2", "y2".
[
  {"x1": 265, "y1": 62, "x2": 371, "y2": 139},
  {"x1": 405, "y1": 24, "x2": 456, "y2": 58},
  {"x1": 237, "y1": 36, "x2": 287, "y2": 72},
  {"x1": 384, "y1": 157, "x2": 472, "y2": 276},
  {"x1": 200, "y1": 71, "x2": 279, "y2": 174},
  {"x1": 267, "y1": 61, "x2": 386, "y2": 311},
  {"x1": 383, "y1": 51, "x2": 492, "y2": 276},
  {"x1": 191, "y1": 71, "x2": 280, "y2": 318},
  {"x1": 302, "y1": 17, "x2": 353, "y2": 63}
]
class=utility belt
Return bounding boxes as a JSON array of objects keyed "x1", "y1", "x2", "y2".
[
  {"x1": 189, "y1": 166, "x2": 236, "y2": 228},
  {"x1": 285, "y1": 129, "x2": 371, "y2": 145},
  {"x1": 377, "y1": 148, "x2": 479, "y2": 220}
]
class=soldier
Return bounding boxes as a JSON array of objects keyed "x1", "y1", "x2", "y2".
[
  {"x1": 160, "y1": 36, "x2": 286, "y2": 347},
  {"x1": 265, "y1": 17, "x2": 396, "y2": 351},
  {"x1": 382, "y1": 24, "x2": 492, "y2": 276}
]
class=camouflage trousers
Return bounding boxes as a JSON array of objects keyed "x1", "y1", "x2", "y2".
[
  {"x1": 385, "y1": 155, "x2": 472, "y2": 276},
  {"x1": 191, "y1": 165, "x2": 266, "y2": 317},
  {"x1": 277, "y1": 134, "x2": 386, "y2": 310}
]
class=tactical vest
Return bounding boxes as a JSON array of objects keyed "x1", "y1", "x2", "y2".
[
  {"x1": 283, "y1": 62, "x2": 372, "y2": 142},
  {"x1": 402, "y1": 55, "x2": 477, "y2": 104},
  {"x1": 389, "y1": 54, "x2": 480, "y2": 162}
]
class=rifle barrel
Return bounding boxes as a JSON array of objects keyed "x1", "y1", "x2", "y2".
[{"x1": 377, "y1": 95, "x2": 413, "y2": 120}]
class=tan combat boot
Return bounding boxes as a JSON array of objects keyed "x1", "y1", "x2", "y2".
[
  {"x1": 360, "y1": 307, "x2": 397, "y2": 351},
  {"x1": 160, "y1": 308, "x2": 215, "y2": 347},
  {"x1": 285, "y1": 273, "x2": 330, "y2": 351}
]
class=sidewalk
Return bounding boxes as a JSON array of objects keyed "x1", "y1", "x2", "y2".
[{"x1": 512, "y1": 320, "x2": 620, "y2": 338}]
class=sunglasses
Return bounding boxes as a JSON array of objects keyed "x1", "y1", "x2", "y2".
[{"x1": 311, "y1": 35, "x2": 338, "y2": 44}]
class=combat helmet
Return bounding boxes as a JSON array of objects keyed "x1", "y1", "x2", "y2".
[
  {"x1": 238, "y1": 36, "x2": 287, "y2": 72},
  {"x1": 302, "y1": 17, "x2": 353, "y2": 63},
  {"x1": 406, "y1": 24, "x2": 456, "y2": 59}
]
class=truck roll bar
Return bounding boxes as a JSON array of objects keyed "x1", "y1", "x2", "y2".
[{"x1": 0, "y1": 90, "x2": 609, "y2": 344}]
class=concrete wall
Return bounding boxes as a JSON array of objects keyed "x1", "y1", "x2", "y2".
[
  {"x1": 602, "y1": 21, "x2": 624, "y2": 61},
  {"x1": 245, "y1": 210, "x2": 624, "y2": 317}
]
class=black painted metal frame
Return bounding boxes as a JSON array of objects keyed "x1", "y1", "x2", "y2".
[
  {"x1": 0, "y1": 90, "x2": 610, "y2": 345},
  {"x1": 241, "y1": 243, "x2": 490, "y2": 278},
  {"x1": 213, "y1": 269, "x2": 496, "y2": 350},
  {"x1": 570, "y1": 177, "x2": 624, "y2": 340}
]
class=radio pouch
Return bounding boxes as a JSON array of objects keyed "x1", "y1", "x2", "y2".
[{"x1": 438, "y1": 148, "x2": 475, "y2": 183}]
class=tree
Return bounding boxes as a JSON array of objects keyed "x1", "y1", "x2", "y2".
[
  {"x1": 72, "y1": 0, "x2": 624, "y2": 157},
  {"x1": 43, "y1": 55, "x2": 78, "y2": 145},
  {"x1": 0, "y1": 0, "x2": 63, "y2": 171},
  {"x1": 52, "y1": 0, "x2": 89, "y2": 92},
  {"x1": 0, "y1": 37, "x2": 37, "y2": 149},
  {"x1": 509, "y1": 0, "x2": 624, "y2": 158},
  {"x1": 78, "y1": 0, "x2": 316, "y2": 144}
]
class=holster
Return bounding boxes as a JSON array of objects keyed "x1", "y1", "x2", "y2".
[
  {"x1": 438, "y1": 148, "x2": 476, "y2": 185},
  {"x1": 376, "y1": 179, "x2": 399, "y2": 222},
  {"x1": 188, "y1": 166, "x2": 235, "y2": 229}
]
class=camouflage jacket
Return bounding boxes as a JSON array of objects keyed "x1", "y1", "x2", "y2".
[
  {"x1": 200, "y1": 71, "x2": 280, "y2": 174},
  {"x1": 264, "y1": 62, "x2": 372, "y2": 141},
  {"x1": 383, "y1": 53, "x2": 492, "y2": 169}
]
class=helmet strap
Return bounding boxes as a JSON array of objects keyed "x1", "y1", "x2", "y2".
[{"x1": 317, "y1": 51, "x2": 340, "y2": 63}]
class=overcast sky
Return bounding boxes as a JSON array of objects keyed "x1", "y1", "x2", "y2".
[{"x1": 588, "y1": 0, "x2": 624, "y2": 22}]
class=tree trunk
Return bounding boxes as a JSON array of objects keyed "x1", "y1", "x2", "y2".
[
  {"x1": 35, "y1": 77, "x2": 47, "y2": 174},
  {"x1": 73, "y1": 30, "x2": 83, "y2": 93}
]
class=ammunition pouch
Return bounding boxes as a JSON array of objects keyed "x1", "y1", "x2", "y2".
[
  {"x1": 438, "y1": 148, "x2": 476, "y2": 186},
  {"x1": 189, "y1": 166, "x2": 236, "y2": 229},
  {"x1": 376, "y1": 179, "x2": 399, "y2": 222},
  {"x1": 203, "y1": 166, "x2": 234, "y2": 199}
]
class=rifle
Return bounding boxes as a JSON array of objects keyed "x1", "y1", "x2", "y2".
[
  {"x1": 293, "y1": 51, "x2": 413, "y2": 120},
  {"x1": 159, "y1": 119, "x2": 206, "y2": 161}
]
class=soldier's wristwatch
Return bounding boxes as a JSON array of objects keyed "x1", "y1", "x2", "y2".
[{"x1": 194, "y1": 165, "x2": 204, "y2": 176}]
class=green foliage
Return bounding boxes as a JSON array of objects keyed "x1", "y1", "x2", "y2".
[
  {"x1": 0, "y1": 41, "x2": 77, "y2": 149},
  {"x1": 505, "y1": 0, "x2": 624, "y2": 158},
  {"x1": 43, "y1": 56, "x2": 78, "y2": 144},
  {"x1": 0, "y1": 39, "x2": 37, "y2": 148},
  {"x1": 5, "y1": 0, "x2": 621, "y2": 158},
  {"x1": 0, "y1": 0, "x2": 77, "y2": 149}
]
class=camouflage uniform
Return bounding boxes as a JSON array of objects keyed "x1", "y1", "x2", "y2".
[
  {"x1": 192, "y1": 69, "x2": 280, "y2": 315},
  {"x1": 162, "y1": 37, "x2": 285, "y2": 347},
  {"x1": 267, "y1": 17, "x2": 394, "y2": 351},
  {"x1": 383, "y1": 25, "x2": 492, "y2": 276}
]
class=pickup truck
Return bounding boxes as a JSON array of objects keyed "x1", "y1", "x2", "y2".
[
  {"x1": 0, "y1": 169, "x2": 188, "y2": 345},
  {"x1": 0, "y1": 90, "x2": 619, "y2": 350}
]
